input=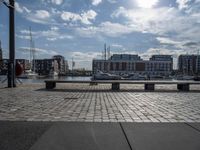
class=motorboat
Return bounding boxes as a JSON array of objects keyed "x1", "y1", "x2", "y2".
[
  {"x1": 176, "y1": 75, "x2": 194, "y2": 80},
  {"x1": 125, "y1": 73, "x2": 147, "y2": 80},
  {"x1": 49, "y1": 70, "x2": 58, "y2": 77},
  {"x1": 92, "y1": 71, "x2": 122, "y2": 80},
  {"x1": 194, "y1": 76, "x2": 200, "y2": 81}
]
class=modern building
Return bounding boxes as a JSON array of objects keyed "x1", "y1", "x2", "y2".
[
  {"x1": 0, "y1": 59, "x2": 8, "y2": 75},
  {"x1": 178, "y1": 55, "x2": 200, "y2": 75},
  {"x1": 52, "y1": 55, "x2": 67, "y2": 75},
  {"x1": 93, "y1": 54, "x2": 173, "y2": 76},
  {"x1": 0, "y1": 59, "x2": 29, "y2": 75},
  {"x1": 110, "y1": 54, "x2": 142, "y2": 61},
  {"x1": 34, "y1": 59, "x2": 59, "y2": 76},
  {"x1": 150, "y1": 55, "x2": 173, "y2": 61}
]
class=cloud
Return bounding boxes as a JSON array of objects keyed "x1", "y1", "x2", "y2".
[
  {"x1": 35, "y1": 10, "x2": 50, "y2": 19},
  {"x1": 91, "y1": 0, "x2": 102, "y2": 6},
  {"x1": 68, "y1": 51, "x2": 102, "y2": 69},
  {"x1": 76, "y1": 21, "x2": 134, "y2": 37},
  {"x1": 111, "y1": 6, "x2": 200, "y2": 44},
  {"x1": 111, "y1": 44, "x2": 123, "y2": 48},
  {"x1": 156, "y1": 37, "x2": 183, "y2": 47},
  {"x1": 182, "y1": 41, "x2": 200, "y2": 48},
  {"x1": 107, "y1": 0, "x2": 117, "y2": 3},
  {"x1": 25, "y1": 10, "x2": 52, "y2": 24},
  {"x1": 51, "y1": 0, "x2": 63, "y2": 5},
  {"x1": 18, "y1": 28, "x2": 73, "y2": 41},
  {"x1": 17, "y1": 47, "x2": 58, "y2": 57},
  {"x1": 176, "y1": 0, "x2": 192, "y2": 10},
  {"x1": 61, "y1": 10, "x2": 97, "y2": 25},
  {"x1": 15, "y1": 2, "x2": 31, "y2": 13},
  {"x1": 111, "y1": 6, "x2": 185, "y2": 35}
]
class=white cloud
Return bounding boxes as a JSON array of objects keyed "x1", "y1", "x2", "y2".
[
  {"x1": 18, "y1": 28, "x2": 73, "y2": 41},
  {"x1": 18, "y1": 47, "x2": 58, "y2": 56},
  {"x1": 26, "y1": 10, "x2": 52, "y2": 24},
  {"x1": 69, "y1": 51, "x2": 102, "y2": 69},
  {"x1": 61, "y1": 10, "x2": 97, "y2": 25},
  {"x1": 15, "y1": 2, "x2": 23, "y2": 13},
  {"x1": 91, "y1": 0, "x2": 102, "y2": 6},
  {"x1": 15, "y1": 2, "x2": 31, "y2": 14},
  {"x1": 111, "y1": 6, "x2": 200, "y2": 43},
  {"x1": 111, "y1": 44, "x2": 123, "y2": 48},
  {"x1": 112, "y1": 6, "x2": 185, "y2": 35},
  {"x1": 107, "y1": 0, "x2": 117, "y2": 3},
  {"x1": 156, "y1": 37, "x2": 182, "y2": 47},
  {"x1": 35, "y1": 10, "x2": 50, "y2": 19},
  {"x1": 76, "y1": 21, "x2": 134, "y2": 37},
  {"x1": 176, "y1": 0, "x2": 192, "y2": 10},
  {"x1": 137, "y1": 0, "x2": 159, "y2": 8},
  {"x1": 51, "y1": 0, "x2": 63, "y2": 5}
]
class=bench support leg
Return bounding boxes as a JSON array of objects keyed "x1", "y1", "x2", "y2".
[
  {"x1": 112, "y1": 83, "x2": 120, "y2": 90},
  {"x1": 46, "y1": 82, "x2": 56, "y2": 89},
  {"x1": 145, "y1": 84, "x2": 155, "y2": 91},
  {"x1": 177, "y1": 84, "x2": 189, "y2": 91},
  {"x1": 90, "y1": 82, "x2": 98, "y2": 86}
]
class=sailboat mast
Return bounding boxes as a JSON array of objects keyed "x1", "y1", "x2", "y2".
[
  {"x1": 29, "y1": 27, "x2": 33, "y2": 70},
  {"x1": 197, "y1": 50, "x2": 200, "y2": 75},
  {"x1": 32, "y1": 40, "x2": 35, "y2": 72}
]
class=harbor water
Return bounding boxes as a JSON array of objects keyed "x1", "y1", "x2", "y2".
[{"x1": 0, "y1": 76, "x2": 92, "y2": 84}]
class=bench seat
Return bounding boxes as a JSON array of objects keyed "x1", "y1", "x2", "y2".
[{"x1": 45, "y1": 80, "x2": 200, "y2": 91}]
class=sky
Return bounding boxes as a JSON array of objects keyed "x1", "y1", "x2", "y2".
[{"x1": 0, "y1": 0, "x2": 200, "y2": 69}]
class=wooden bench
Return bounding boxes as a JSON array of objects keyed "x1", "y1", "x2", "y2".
[{"x1": 45, "y1": 80, "x2": 200, "y2": 91}]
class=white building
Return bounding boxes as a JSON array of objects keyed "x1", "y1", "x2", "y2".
[{"x1": 93, "y1": 54, "x2": 173, "y2": 76}]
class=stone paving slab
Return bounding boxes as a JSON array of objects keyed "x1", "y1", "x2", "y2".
[
  {"x1": 187, "y1": 123, "x2": 200, "y2": 131},
  {"x1": 121, "y1": 123, "x2": 200, "y2": 150},
  {"x1": 0, "y1": 83, "x2": 200, "y2": 122},
  {"x1": 1, "y1": 122, "x2": 200, "y2": 150},
  {"x1": 30, "y1": 122, "x2": 130, "y2": 150},
  {"x1": 0, "y1": 121, "x2": 52, "y2": 150}
]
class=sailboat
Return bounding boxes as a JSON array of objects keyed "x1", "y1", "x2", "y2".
[{"x1": 18, "y1": 27, "x2": 38, "y2": 79}]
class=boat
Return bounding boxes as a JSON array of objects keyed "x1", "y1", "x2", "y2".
[
  {"x1": 149, "y1": 75, "x2": 164, "y2": 80},
  {"x1": 194, "y1": 76, "x2": 200, "y2": 81},
  {"x1": 49, "y1": 69, "x2": 58, "y2": 77},
  {"x1": 125, "y1": 73, "x2": 147, "y2": 80},
  {"x1": 176, "y1": 75, "x2": 194, "y2": 80},
  {"x1": 92, "y1": 71, "x2": 122, "y2": 80},
  {"x1": 17, "y1": 71, "x2": 38, "y2": 79}
]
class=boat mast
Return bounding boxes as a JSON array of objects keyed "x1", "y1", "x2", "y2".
[
  {"x1": 32, "y1": 40, "x2": 35, "y2": 73},
  {"x1": 29, "y1": 26, "x2": 33, "y2": 71},
  {"x1": 197, "y1": 50, "x2": 200, "y2": 75}
]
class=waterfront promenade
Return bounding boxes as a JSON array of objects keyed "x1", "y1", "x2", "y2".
[
  {"x1": 0, "y1": 83, "x2": 200, "y2": 122},
  {"x1": 1, "y1": 83, "x2": 200, "y2": 150}
]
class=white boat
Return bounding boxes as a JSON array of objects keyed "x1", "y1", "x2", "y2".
[
  {"x1": 125, "y1": 73, "x2": 147, "y2": 80},
  {"x1": 150, "y1": 75, "x2": 164, "y2": 80},
  {"x1": 17, "y1": 70, "x2": 38, "y2": 79},
  {"x1": 49, "y1": 70, "x2": 58, "y2": 77},
  {"x1": 176, "y1": 75, "x2": 194, "y2": 80},
  {"x1": 93, "y1": 71, "x2": 122, "y2": 80}
]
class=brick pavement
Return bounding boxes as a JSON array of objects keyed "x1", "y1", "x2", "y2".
[{"x1": 0, "y1": 83, "x2": 200, "y2": 122}]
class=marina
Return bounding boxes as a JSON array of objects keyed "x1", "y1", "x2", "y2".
[{"x1": 1, "y1": 0, "x2": 200, "y2": 149}]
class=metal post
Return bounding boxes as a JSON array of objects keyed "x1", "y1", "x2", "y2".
[{"x1": 7, "y1": 0, "x2": 16, "y2": 87}]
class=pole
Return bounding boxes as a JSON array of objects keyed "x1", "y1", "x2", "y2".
[
  {"x1": 72, "y1": 57, "x2": 74, "y2": 76},
  {"x1": 7, "y1": 0, "x2": 16, "y2": 87}
]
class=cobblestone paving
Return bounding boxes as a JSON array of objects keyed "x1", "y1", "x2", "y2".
[{"x1": 0, "y1": 83, "x2": 200, "y2": 122}]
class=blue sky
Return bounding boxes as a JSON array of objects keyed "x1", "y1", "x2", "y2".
[{"x1": 0, "y1": 0, "x2": 200, "y2": 69}]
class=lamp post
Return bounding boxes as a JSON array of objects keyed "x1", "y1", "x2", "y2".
[{"x1": 1, "y1": 0, "x2": 16, "y2": 87}]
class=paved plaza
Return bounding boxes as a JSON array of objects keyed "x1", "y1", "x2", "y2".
[{"x1": 0, "y1": 83, "x2": 200, "y2": 122}]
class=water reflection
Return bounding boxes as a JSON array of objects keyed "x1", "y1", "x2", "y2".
[{"x1": 20, "y1": 76, "x2": 92, "y2": 83}]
